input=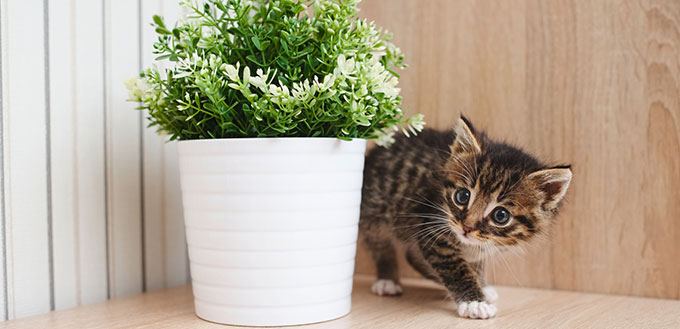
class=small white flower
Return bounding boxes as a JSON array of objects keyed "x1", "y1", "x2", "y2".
[
  {"x1": 174, "y1": 70, "x2": 192, "y2": 78},
  {"x1": 249, "y1": 76, "x2": 268, "y2": 91},
  {"x1": 408, "y1": 113, "x2": 426, "y2": 132},
  {"x1": 322, "y1": 74, "x2": 335, "y2": 90},
  {"x1": 125, "y1": 76, "x2": 153, "y2": 103},
  {"x1": 124, "y1": 76, "x2": 137, "y2": 91},
  {"x1": 375, "y1": 127, "x2": 396, "y2": 147},
  {"x1": 223, "y1": 64, "x2": 239, "y2": 82},
  {"x1": 242, "y1": 66, "x2": 250, "y2": 85}
]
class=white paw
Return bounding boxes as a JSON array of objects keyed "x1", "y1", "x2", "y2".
[
  {"x1": 482, "y1": 286, "x2": 499, "y2": 303},
  {"x1": 371, "y1": 279, "x2": 403, "y2": 296},
  {"x1": 457, "y1": 301, "x2": 497, "y2": 319}
]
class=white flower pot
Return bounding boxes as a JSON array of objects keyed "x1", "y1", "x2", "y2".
[{"x1": 177, "y1": 137, "x2": 367, "y2": 326}]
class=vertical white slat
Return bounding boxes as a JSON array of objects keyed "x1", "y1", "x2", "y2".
[
  {"x1": 49, "y1": 0, "x2": 108, "y2": 310},
  {"x1": 161, "y1": 0, "x2": 190, "y2": 287},
  {"x1": 48, "y1": 0, "x2": 78, "y2": 310},
  {"x1": 142, "y1": 0, "x2": 189, "y2": 291},
  {"x1": 3, "y1": 0, "x2": 52, "y2": 319},
  {"x1": 141, "y1": 0, "x2": 166, "y2": 292},
  {"x1": 164, "y1": 142, "x2": 188, "y2": 286},
  {"x1": 0, "y1": 0, "x2": 9, "y2": 320},
  {"x1": 160, "y1": 0, "x2": 189, "y2": 288},
  {"x1": 104, "y1": 0, "x2": 143, "y2": 298},
  {"x1": 73, "y1": 0, "x2": 108, "y2": 306}
]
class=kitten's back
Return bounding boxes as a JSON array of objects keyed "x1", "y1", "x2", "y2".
[{"x1": 361, "y1": 128, "x2": 453, "y2": 224}]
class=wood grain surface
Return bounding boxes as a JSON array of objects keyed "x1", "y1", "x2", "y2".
[
  {"x1": 355, "y1": 0, "x2": 680, "y2": 300},
  {"x1": 0, "y1": 276, "x2": 678, "y2": 329}
]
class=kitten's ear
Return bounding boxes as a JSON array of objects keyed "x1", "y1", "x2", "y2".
[
  {"x1": 528, "y1": 166, "x2": 572, "y2": 210},
  {"x1": 451, "y1": 116, "x2": 481, "y2": 154}
]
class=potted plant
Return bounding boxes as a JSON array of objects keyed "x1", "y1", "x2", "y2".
[{"x1": 126, "y1": 0, "x2": 424, "y2": 326}]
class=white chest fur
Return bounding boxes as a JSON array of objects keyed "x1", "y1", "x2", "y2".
[
  {"x1": 459, "y1": 244, "x2": 509, "y2": 263},
  {"x1": 460, "y1": 246, "x2": 488, "y2": 263}
]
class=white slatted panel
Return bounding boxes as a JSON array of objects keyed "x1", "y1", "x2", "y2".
[
  {"x1": 48, "y1": 0, "x2": 78, "y2": 310},
  {"x1": 162, "y1": 0, "x2": 189, "y2": 288},
  {"x1": 73, "y1": 0, "x2": 108, "y2": 304},
  {"x1": 0, "y1": 0, "x2": 9, "y2": 320},
  {"x1": 163, "y1": 0, "x2": 190, "y2": 286},
  {"x1": 141, "y1": 0, "x2": 166, "y2": 292},
  {"x1": 3, "y1": 0, "x2": 51, "y2": 319},
  {"x1": 0, "y1": 0, "x2": 194, "y2": 321},
  {"x1": 49, "y1": 0, "x2": 109, "y2": 310},
  {"x1": 164, "y1": 141, "x2": 189, "y2": 286},
  {"x1": 142, "y1": 0, "x2": 189, "y2": 292},
  {"x1": 104, "y1": 0, "x2": 143, "y2": 298}
]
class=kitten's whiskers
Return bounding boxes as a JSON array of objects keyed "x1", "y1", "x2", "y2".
[
  {"x1": 490, "y1": 243, "x2": 523, "y2": 287},
  {"x1": 408, "y1": 223, "x2": 449, "y2": 244},
  {"x1": 403, "y1": 196, "x2": 453, "y2": 218}
]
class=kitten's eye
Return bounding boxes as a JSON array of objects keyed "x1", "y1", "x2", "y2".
[
  {"x1": 454, "y1": 188, "x2": 471, "y2": 206},
  {"x1": 491, "y1": 207, "x2": 511, "y2": 226}
]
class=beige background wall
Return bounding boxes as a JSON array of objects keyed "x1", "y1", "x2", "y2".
[{"x1": 355, "y1": 0, "x2": 680, "y2": 300}]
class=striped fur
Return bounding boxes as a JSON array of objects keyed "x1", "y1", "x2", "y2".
[{"x1": 359, "y1": 116, "x2": 572, "y2": 311}]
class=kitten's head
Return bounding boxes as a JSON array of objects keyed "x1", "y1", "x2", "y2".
[{"x1": 442, "y1": 116, "x2": 572, "y2": 247}]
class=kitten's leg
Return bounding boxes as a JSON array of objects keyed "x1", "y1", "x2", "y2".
[
  {"x1": 405, "y1": 244, "x2": 441, "y2": 283},
  {"x1": 362, "y1": 226, "x2": 402, "y2": 297},
  {"x1": 420, "y1": 240, "x2": 497, "y2": 319}
]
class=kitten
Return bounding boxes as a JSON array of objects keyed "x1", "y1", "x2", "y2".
[{"x1": 359, "y1": 116, "x2": 572, "y2": 319}]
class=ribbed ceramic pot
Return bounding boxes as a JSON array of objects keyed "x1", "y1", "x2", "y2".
[{"x1": 177, "y1": 138, "x2": 367, "y2": 326}]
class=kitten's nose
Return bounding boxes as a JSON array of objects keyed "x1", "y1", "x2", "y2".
[{"x1": 462, "y1": 225, "x2": 473, "y2": 233}]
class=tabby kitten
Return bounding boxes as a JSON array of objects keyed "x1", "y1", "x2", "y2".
[{"x1": 359, "y1": 116, "x2": 572, "y2": 319}]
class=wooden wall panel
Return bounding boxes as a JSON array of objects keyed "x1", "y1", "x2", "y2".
[{"x1": 357, "y1": 0, "x2": 680, "y2": 299}]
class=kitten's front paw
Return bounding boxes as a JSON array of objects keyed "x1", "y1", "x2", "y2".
[
  {"x1": 482, "y1": 286, "x2": 499, "y2": 303},
  {"x1": 457, "y1": 301, "x2": 497, "y2": 319},
  {"x1": 371, "y1": 279, "x2": 403, "y2": 296}
]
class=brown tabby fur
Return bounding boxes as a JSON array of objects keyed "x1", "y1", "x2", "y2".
[{"x1": 359, "y1": 116, "x2": 572, "y2": 304}]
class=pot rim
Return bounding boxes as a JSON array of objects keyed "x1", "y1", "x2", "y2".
[
  {"x1": 177, "y1": 136, "x2": 367, "y2": 143},
  {"x1": 176, "y1": 136, "x2": 367, "y2": 155}
]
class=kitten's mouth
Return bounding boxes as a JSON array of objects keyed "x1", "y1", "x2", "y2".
[
  {"x1": 450, "y1": 223, "x2": 480, "y2": 245},
  {"x1": 459, "y1": 232, "x2": 478, "y2": 244}
]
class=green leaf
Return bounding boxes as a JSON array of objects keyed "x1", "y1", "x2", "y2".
[
  {"x1": 251, "y1": 36, "x2": 261, "y2": 50},
  {"x1": 259, "y1": 40, "x2": 270, "y2": 51},
  {"x1": 152, "y1": 15, "x2": 165, "y2": 28},
  {"x1": 214, "y1": 1, "x2": 227, "y2": 12},
  {"x1": 277, "y1": 57, "x2": 289, "y2": 67},
  {"x1": 246, "y1": 55, "x2": 261, "y2": 65},
  {"x1": 155, "y1": 27, "x2": 171, "y2": 35},
  {"x1": 227, "y1": 27, "x2": 244, "y2": 36}
]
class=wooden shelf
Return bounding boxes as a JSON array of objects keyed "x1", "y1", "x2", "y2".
[{"x1": 1, "y1": 275, "x2": 679, "y2": 328}]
